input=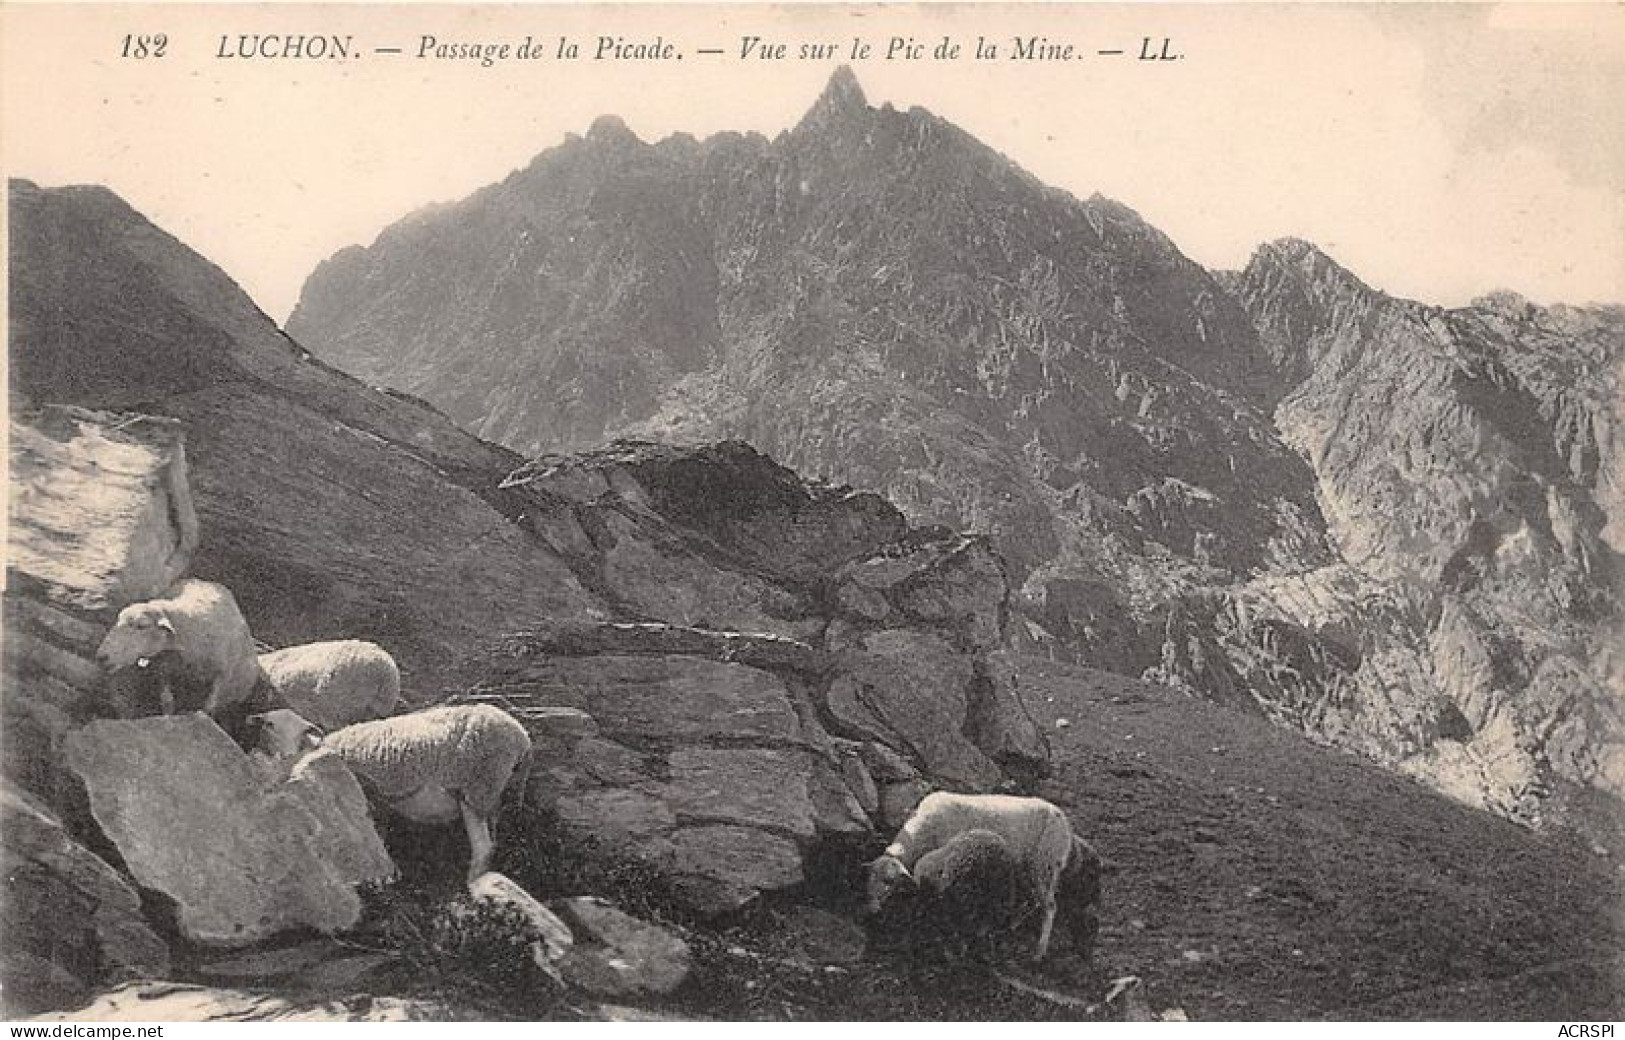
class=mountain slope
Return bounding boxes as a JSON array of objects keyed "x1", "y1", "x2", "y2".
[
  {"x1": 9, "y1": 178, "x2": 600, "y2": 693},
  {"x1": 285, "y1": 71, "x2": 1623, "y2": 831},
  {"x1": 289, "y1": 71, "x2": 1328, "y2": 583},
  {"x1": 1221, "y1": 241, "x2": 1624, "y2": 822}
]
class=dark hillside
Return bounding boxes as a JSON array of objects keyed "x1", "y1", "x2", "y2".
[{"x1": 1020, "y1": 656, "x2": 1624, "y2": 1020}]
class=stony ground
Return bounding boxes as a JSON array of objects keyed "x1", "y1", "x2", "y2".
[
  {"x1": 645, "y1": 656, "x2": 1625, "y2": 1021},
  {"x1": 84, "y1": 655, "x2": 1621, "y2": 1023}
]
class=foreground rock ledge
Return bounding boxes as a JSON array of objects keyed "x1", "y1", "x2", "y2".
[{"x1": 64, "y1": 715, "x2": 394, "y2": 948}]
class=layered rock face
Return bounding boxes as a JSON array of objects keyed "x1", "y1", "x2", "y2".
[
  {"x1": 286, "y1": 72, "x2": 1621, "y2": 829},
  {"x1": 0, "y1": 786, "x2": 170, "y2": 1016},
  {"x1": 470, "y1": 440, "x2": 1046, "y2": 913},
  {"x1": 5, "y1": 407, "x2": 198, "y2": 803},
  {"x1": 1214, "y1": 242, "x2": 1624, "y2": 823}
]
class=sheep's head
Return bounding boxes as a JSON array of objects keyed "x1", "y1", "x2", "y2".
[
  {"x1": 96, "y1": 605, "x2": 175, "y2": 671},
  {"x1": 864, "y1": 854, "x2": 915, "y2": 915},
  {"x1": 246, "y1": 709, "x2": 324, "y2": 759}
]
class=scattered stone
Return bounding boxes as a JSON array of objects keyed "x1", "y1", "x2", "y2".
[
  {"x1": 1103, "y1": 975, "x2": 1153, "y2": 1021},
  {"x1": 549, "y1": 896, "x2": 692, "y2": 997},
  {"x1": 466, "y1": 872, "x2": 574, "y2": 978}
]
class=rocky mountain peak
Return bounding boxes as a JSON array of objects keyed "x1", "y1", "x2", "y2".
[
  {"x1": 1228, "y1": 237, "x2": 1383, "y2": 385},
  {"x1": 818, "y1": 65, "x2": 868, "y2": 113},
  {"x1": 1246, "y1": 238, "x2": 1376, "y2": 304},
  {"x1": 1470, "y1": 289, "x2": 1537, "y2": 319},
  {"x1": 794, "y1": 65, "x2": 872, "y2": 136},
  {"x1": 585, "y1": 114, "x2": 641, "y2": 147}
]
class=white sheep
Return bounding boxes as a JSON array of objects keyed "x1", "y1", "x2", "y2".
[
  {"x1": 95, "y1": 578, "x2": 261, "y2": 721},
  {"x1": 250, "y1": 703, "x2": 533, "y2": 882},
  {"x1": 865, "y1": 792, "x2": 1076, "y2": 960},
  {"x1": 258, "y1": 640, "x2": 405, "y2": 732}
]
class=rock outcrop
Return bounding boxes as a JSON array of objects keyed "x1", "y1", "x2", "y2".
[
  {"x1": 5, "y1": 406, "x2": 199, "y2": 804},
  {"x1": 549, "y1": 896, "x2": 693, "y2": 998},
  {"x1": 475, "y1": 445, "x2": 1046, "y2": 913},
  {"x1": 64, "y1": 715, "x2": 394, "y2": 947},
  {"x1": 0, "y1": 785, "x2": 170, "y2": 1016},
  {"x1": 1214, "y1": 241, "x2": 1624, "y2": 824}
]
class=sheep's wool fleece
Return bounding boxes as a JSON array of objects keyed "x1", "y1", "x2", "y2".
[
  {"x1": 885, "y1": 793, "x2": 1072, "y2": 873},
  {"x1": 316, "y1": 704, "x2": 531, "y2": 814},
  {"x1": 914, "y1": 829, "x2": 1023, "y2": 895}
]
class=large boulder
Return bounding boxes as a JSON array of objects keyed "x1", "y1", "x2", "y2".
[
  {"x1": 63, "y1": 715, "x2": 393, "y2": 947},
  {"x1": 0, "y1": 784, "x2": 170, "y2": 1016}
]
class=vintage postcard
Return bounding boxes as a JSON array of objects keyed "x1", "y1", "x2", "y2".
[{"x1": 3, "y1": 2, "x2": 1622, "y2": 1025}]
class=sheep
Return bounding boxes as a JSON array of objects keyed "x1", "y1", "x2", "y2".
[
  {"x1": 864, "y1": 792, "x2": 1076, "y2": 960},
  {"x1": 249, "y1": 703, "x2": 532, "y2": 882},
  {"x1": 257, "y1": 640, "x2": 405, "y2": 732},
  {"x1": 95, "y1": 579, "x2": 261, "y2": 722},
  {"x1": 910, "y1": 828, "x2": 1033, "y2": 954}
]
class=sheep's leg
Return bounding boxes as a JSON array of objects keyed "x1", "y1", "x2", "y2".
[
  {"x1": 461, "y1": 800, "x2": 495, "y2": 883},
  {"x1": 1033, "y1": 891, "x2": 1057, "y2": 961},
  {"x1": 157, "y1": 675, "x2": 175, "y2": 716},
  {"x1": 201, "y1": 676, "x2": 226, "y2": 716}
]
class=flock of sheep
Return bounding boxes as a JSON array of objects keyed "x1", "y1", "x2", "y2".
[
  {"x1": 95, "y1": 578, "x2": 527, "y2": 881},
  {"x1": 96, "y1": 577, "x2": 1102, "y2": 962}
]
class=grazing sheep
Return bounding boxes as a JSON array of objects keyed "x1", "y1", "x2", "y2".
[
  {"x1": 250, "y1": 704, "x2": 532, "y2": 882},
  {"x1": 95, "y1": 579, "x2": 261, "y2": 721},
  {"x1": 258, "y1": 640, "x2": 404, "y2": 732},
  {"x1": 865, "y1": 792, "x2": 1075, "y2": 960},
  {"x1": 911, "y1": 828, "x2": 1033, "y2": 952}
]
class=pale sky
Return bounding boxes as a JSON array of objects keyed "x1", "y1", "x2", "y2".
[{"x1": 3, "y1": 3, "x2": 1622, "y2": 323}]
